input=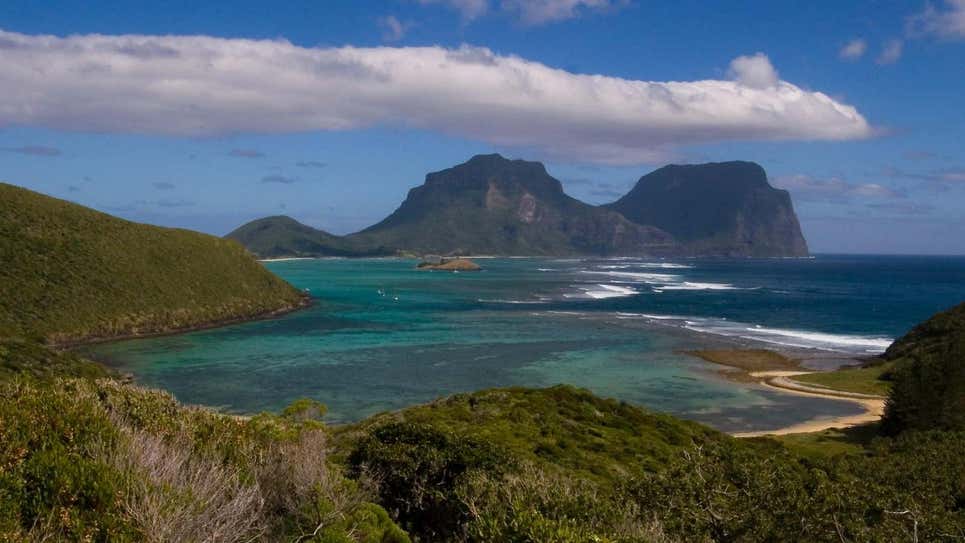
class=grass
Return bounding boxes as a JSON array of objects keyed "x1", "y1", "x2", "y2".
[
  {"x1": 0, "y1": 182, "x2": 305, "y2": 344},
  {"x1": 687, "y1": 348, "x2": 800, "y2": 373},
  {"x1": 793, "y1": 363, "x2": 893, "y2": 396},
  {"x1": 773, "y1": 423, "x2": 881, "y2": 459},
  {"x1": 0, "y1": 337, "x2": 111, "y2": 381}
]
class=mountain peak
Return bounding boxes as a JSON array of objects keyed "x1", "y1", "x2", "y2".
[{"x1": 606, "y1": 160, "x2": 808, "y2": 257}]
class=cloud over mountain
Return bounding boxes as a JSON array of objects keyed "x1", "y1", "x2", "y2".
[
  {"x1": 0, "y1": 30, "x2": 872, "y2": 164},
  {"x1": 774, "y1": 174, "x2": 902, "y2": 202}
]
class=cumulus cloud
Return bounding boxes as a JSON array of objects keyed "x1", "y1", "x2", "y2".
[
  {"x1": 908, "y1": 0, "x2": 965, "y2": 39},
  {"x1": 839, "y1": 38, "x2": 867, "y2": 60},
  {"x1": 774, "y1": 174, "x2": 902, "y2": 202},
  {"x1": 0, "y1": 30, "x2": 872, "y2": 164},
  {"x1": 726, "y1": 53, "x2": 779, "y2": 89},
  {"x1": 261, "y1": 174, "x2": 296, "y2": 184},
  {"x1": 501, "y1": 0, "x2": 622, "y2": 25},
  {"x1": 229, "y1": 149, "x2": 265, "y2": 158},
  {"x1": 378, "y1": 15, "x2": 409, "y2": 42},
  {"x1": 3, "y1": 145, "x2": 62, "y2": 156},
  {"x1": 877, "y1": 40, "x2": 903, "y2": 64}
]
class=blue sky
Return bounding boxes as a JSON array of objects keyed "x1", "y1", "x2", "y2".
[{"x1": 1, "y1": 0, "x2": 964, "y2": 254}]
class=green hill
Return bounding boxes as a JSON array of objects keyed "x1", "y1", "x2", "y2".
[
  {"x1": 0, "y1": 182, "x2": 305, "y2": 344},
  {"x1": 606, "y1": 161, "x2": 809, "y2": 257},
  {"x1": 225, "y1": 215, "x2": 392, "y2": 258},
  {"x1": 339, "y1": 385, "x2": 965, "y2": 542},
  {"x1": 338, "y1": 385, "x2": 725, "y2": 483},
  {"x1": 881, "y1": 301, "x2": 965, "y2": 434}
]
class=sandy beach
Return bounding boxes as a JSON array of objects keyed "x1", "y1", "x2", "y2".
[
  {"x1": 732, "y1": 370, "x2": 885, "y2": 437},
  {"x1": 687, "y1": 350, "x2": 886, "y2": 437}
]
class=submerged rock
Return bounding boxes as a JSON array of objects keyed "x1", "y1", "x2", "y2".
[{"x1": 416, "y1": 258, "x2": 481, "y2": 272}]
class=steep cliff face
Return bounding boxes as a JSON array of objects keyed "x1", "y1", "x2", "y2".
[
  {"x1": 606, "y1": 161, "x2": 809, "y2": 257},
  {"x1": 228, "y1": 157, "x2": 809, "y2": 258},
  {"x1": 349, "y1": 154, "x2": 675, "y2": 256}
]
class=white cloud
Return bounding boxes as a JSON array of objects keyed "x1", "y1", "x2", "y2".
[
  {"x1": 726, "y1": 53, "x2": 779, "y2": 89},
  {"x1": 501, "y1": 0, "x2": 620, "y2": 25},
  {"x1": 417, "y1": 0, "x2": 489, "y2": 21},
  {"x1": 774, "y1": 174, "x2": 901, "y2": 202},
  {"x1": 876, "y1": 40, "x2": 903, "y2": 64},
  {"x1": 839, "y1": 38, "x2": 867, "y2": 60},
  {"x1": 908, "y1": 0, "x2": 965, "y2": 39},
  {"x1": 0, "y1": 30, "x2": 872, "y2": 165},
  {"x1": 378, "y1": 15, "x2": 409, "y2": 42}
]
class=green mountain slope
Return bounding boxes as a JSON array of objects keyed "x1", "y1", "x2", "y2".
[
  {"x1": 881, "y1": 301, "x2": 965, "y2": 434},
  {"x1": 607, "y1": 161, "x2": 809, "y2": 257},
  {"x1": 349, "y1": 154, "x2": 675, "y2": 256},
  {"x1": 0, "y1": 182, "x2": 305, "y2": 344},
  {"x1": 225, "y1": 215, "x2": 392, "y2": 258}
]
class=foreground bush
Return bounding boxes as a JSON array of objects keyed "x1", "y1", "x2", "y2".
[
  {"x1": 348, "y1": 422, "x2": 511, "y2": 541},
  {"x1": 632, "y1": 434, "x2": 965, "y2": 542},
  {"x1": 342, "y1": 386, "x2": 964, "y2": 542},
  {"x1": 0, "y1": 378, "x2": 408, "y2": 542},
  {"x1": 881, "y1": 301, "x2": 965, "y2": 434}
]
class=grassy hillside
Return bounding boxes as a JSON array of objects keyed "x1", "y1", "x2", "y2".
[
  {"x1": 793, "y1": 362, "x2": 894, "y2": 396},
  {"x1": 0, "y1": 183, "x2": 305, "y2": 344},
  {"x1": 225, "y1": 215, "x2": 392, "y2": 258}
]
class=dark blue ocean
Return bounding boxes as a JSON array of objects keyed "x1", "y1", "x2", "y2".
[{"x1": 86, "y1": 255, "x2": 965, "y2": 432}]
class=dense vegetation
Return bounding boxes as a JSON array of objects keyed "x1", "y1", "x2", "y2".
[
  {"x1": 0, "y1": 183, "x2": 305, "y2": 344},
  {"x1": 0, "y1": 376, "x2": 408, "y2": 542},
  {"x1": 881, "y1": 301, "x2": 965, "y2": 434},
  {"x1": 342, "y1": 386, "x2": 964, "y2": 542},
  {"x1": 338, "y1": 386, "x2": 724, "y2": 483}
]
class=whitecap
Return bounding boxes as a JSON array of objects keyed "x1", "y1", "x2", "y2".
[
  {"x1": 564, "y1": 284, "x2": 638, "y2": 300},
  {"x1": 580, "y1": 270, "x2": 680, "y2": 282},
  {"x1": 478, "y1": 298, "x2": 548, "y2": 305},
  {"x1": 612, "y1": 312, "x2": 893, "y2": 354},
  {"x1": 659, "y1": 281, "x2": 739, "y2": 291}
]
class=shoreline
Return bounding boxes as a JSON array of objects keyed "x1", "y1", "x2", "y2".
[
  {"x1": 687, "y1": 349, "x2": 886, "y2": 437},
  {"x1": 54, "y1": 294, "x2": 313, "y2": 351},
  {"x1": 732, "y1": 371, "x2": 885, "y2": 437}
]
